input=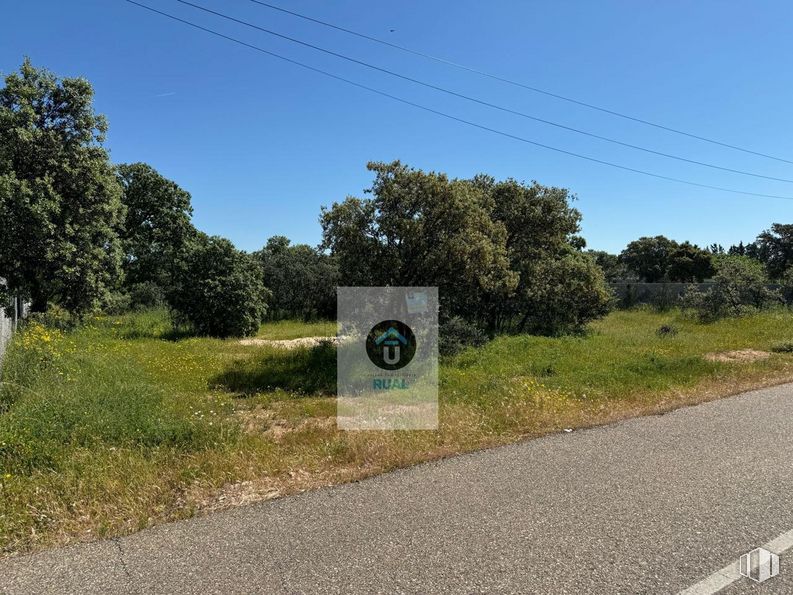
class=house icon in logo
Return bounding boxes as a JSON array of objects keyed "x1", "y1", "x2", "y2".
[
  {"x1": 366, "y1": 320, "x2": 417, "y2": 370},
  {"x1": 375, "y1": 327, "x2": 408, "y2": 365}
]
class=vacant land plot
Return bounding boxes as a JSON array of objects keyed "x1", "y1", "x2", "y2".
[{"x1": 1, "y1": 308, "x2": 793, "y2": 554}]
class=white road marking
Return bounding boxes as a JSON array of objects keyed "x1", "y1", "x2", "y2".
[
  {"x1": 679, "y1": 529, "x2": 793, "y2": 594},
  {"x1": 765, "y1": 529, "x2": 793, "y2": 555}
]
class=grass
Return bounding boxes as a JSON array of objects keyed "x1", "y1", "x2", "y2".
[
  {"x1": 255, "y1": 319, "x2": 336, "y2": 340},
  {"x1": 1, "y1": 307, "x2": 793, "y2": 554}
]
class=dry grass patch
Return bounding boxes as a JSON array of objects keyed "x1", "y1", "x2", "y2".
[{"x1": 704, "y1": 349, "x2": 771, "y2": 363}]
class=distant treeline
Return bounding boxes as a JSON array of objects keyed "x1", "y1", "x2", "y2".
[
  {"x1": 2, "y1": 60, "x2": 791, "y2": 341},
  {"x1": 589, "y1": 227, "x2": 793, "y2": 284}
]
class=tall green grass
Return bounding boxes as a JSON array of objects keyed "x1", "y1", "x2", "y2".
[{"x1": 0, "y1": 307, "x2": 792, "y2": 554}]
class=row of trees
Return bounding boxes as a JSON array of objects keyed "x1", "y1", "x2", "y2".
[
  {"x1": 4, "y1": 60, "x2": 789, "y2": 340},
  {"x1": 1, "y1": 60, "x2": 614, "y2": 339},
  {"x1": 0, "y1": 61, "x2": 268, "y2": 335},
  {"x1": 590, "y1": 226, "x2": 793, "y2": 284}
]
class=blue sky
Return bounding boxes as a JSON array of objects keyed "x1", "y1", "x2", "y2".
[{"x1": 3, "y1": 0, "x2": 793, "y2": 253}]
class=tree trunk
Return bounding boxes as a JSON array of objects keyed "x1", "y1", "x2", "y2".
[{"x1": 30, "y1": 284, "x2": 49, "y2": 313}]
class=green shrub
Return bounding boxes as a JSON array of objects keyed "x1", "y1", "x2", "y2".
[
  {"x1": 516, "y1": 252, "x2": 614, "y2": 335},
  {"x1": 25, "y1": 304, "x2": 75, "y2": 331},
  {"x1": 681, "y1": 256, "x2": 780, "y2": 322},
  {"x1": 440, "y1": 316, "x2": 489, "y2": 356},
  {"x1": 128, "y1": 281, "x2": 166, "y2": 310},
  {"x1": 169, "y1": 235, "x2": 270, "y2": 337},
  {"x1": 255, "y1": 236, "x2": 338, "y2": 320},
  {"x1": 102, "y1": 290, "x2": 132, "y2": 315}
]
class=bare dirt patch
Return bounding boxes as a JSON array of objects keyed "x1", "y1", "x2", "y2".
[
  {"x1": 239, "y1": 336, "x2": 337, "y2": 349},
  {"x1": 234, "y1": 406, "x2": 335, "y2": 439},
  {"x1": 232, "y1": 406, "x2": 275, "y2": 434},
  {"x1": 704, "y1": 349, "x2": 771, "y2": 363},
  {"x1": 263, "y1": 417, "x2": 335, "y2": 442}
]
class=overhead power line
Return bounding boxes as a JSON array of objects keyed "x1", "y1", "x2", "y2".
[
  {"x1": 174, "y1": 0, "x2": 793, "y2": 184},
  {"x1": 247, "y1": 0, "x2": 793, "y2": 166},
  {"x1": 122, "y1": 0, "x2": 793, "y2": 201}
]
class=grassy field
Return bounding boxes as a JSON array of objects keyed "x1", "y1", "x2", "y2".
[{"x1": 1, "y1": 307, "x2": 793, "y2": 554}]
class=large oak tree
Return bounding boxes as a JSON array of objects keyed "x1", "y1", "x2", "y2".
[
  {"x1": 116, "y1": 162, "x2": 195, "y2": 290},
  {"x1": 0, "y1": 60, "x2": 123, "y2": 313}
]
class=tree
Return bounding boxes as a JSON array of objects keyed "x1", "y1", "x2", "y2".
[
  {"x1": 476, "y1": 175, "x2": 610, "y2": 333},
  {"x1": 682, "y1": 255, "x2": 780, "y2": 321},
  {"x1": 666, "y1": 242, "x2": 714, "y2": 282},
  {"x1": 780, "y1": 266, "x2": 793, "y2": 304},
  {"x1": 514, "y1": 250, "x2": 613, "y2": 334},
  {"x1": 0, "y1": 59, "x2": 124, "y2": 313},
  {"x1": 756, "y1": 223, "x2": 793, "y2": 279},
  {"x1": 588, "y1": 250, "x2": 630, "y2": 282},
  {"x1": 321, "y1": 161, "x2": 517, "y2": 325},
  {"x1": 619, "y1": 236, "x2": 676, "y2": 282},
  {"x1": 116, "y1": 163, "x2": 195, "y2": 291},
  {"x1": 169, "y1": 235, "x2": 269, "y2": 337},
  {"x1": 256, "y1": 236, "x2": 338, "y2": 320},
  {"x1": 708, "y1": 243, "x2": 725, "y2": 255},
  {"x1": 321, "y1": 161, "x2": 611, "y2": 336}
]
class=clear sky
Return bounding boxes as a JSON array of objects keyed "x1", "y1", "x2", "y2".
[{"x1": 3, "y1": 0, "x2": 793, "y2": 253}]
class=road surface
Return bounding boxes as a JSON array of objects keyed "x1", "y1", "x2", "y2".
[{"x1": 3, "y1": 383, "x2": 793, "y2": 594}]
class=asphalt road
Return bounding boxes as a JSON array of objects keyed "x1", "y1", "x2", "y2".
[{"x1": 3, "y1": 383, "x2": 793, "y2": 594}]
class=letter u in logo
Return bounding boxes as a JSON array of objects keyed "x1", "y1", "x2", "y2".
[{"x1": 383, "y1": 345, "x2": 400, "y2": 365}]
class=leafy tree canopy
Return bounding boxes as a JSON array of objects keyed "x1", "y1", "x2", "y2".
[
  {"x1": 667, "y1": 241, "x2": 714, "y2": 283},
  {"x1": 169, "y1": 234, "x2": 269, "y2": 337},
  {"x1": 321, "y1": 161, "x2": 517, "y2": 325},
  {"x1": 117, "y1": 162, "x2": 195, "y2": 289},
  {"x1": 619, "y1": 236, "x2": 676, "y2": 282},
  {"x1": 620, "y1": 236, "x2": 713, "y2": 282},
  {"x1": 756, "y1": 223, "x2": 793, "y2": 279},
  {"x1": 255, "y1": 236, "x2": 338, "y2": 320},
  {"x1": 321, "y1": 161, "x2": 611, "y2": 335},
  {"x1": 0, "y1": 59, "x2": 123, "y2": 313},
  {"x1": 587, "y1": 250, "x2": 632, "y2": 282}
]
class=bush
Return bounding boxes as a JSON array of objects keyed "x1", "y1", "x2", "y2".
[
  {"x1": 168, "y1": 235, "x2": 270, "y2": 337},
  {"x1": 128, "y1": 281, "x2": 166, "y2": 310},
  {"x1": 321, "y1": 162, "x2": 611, "y2": 337},
  {"x1": 26, "y1": 304, "x2": 74, "y2": 331},
  {"x1": 255, "y1": 236, "x2": 338, "y2": 320},
  {"x1": 516, "y1": 252, "x2": 614, "y2": 335},
  {"x1": 101, "y1": 282, "x2": 167, "y2": 315},
  {"x1": 681, "y1": 256, "x2": 780, "y2": 322},
  {"x1": 771, "y1": 340, "x2": 793, "y2": 353},
  {"x1": 440, "y1": 316, "x2": 489, "y2": 356},
  {"x1": 102, "y1": 290, "x2": 132, "y2": 315},
  {"x1": 656, "y1": 324, "x2": 678, "y2": 337}
]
